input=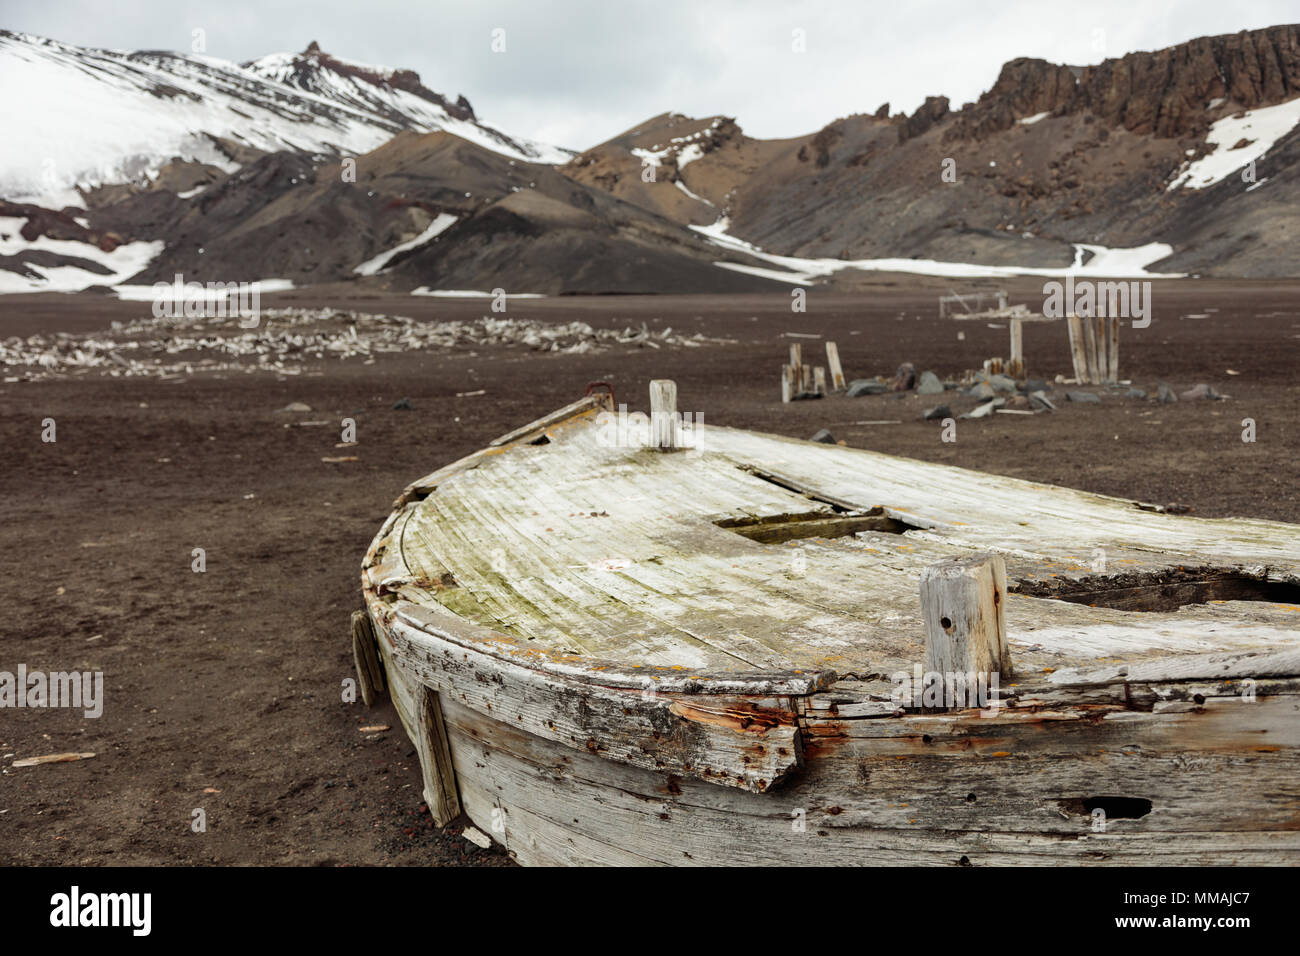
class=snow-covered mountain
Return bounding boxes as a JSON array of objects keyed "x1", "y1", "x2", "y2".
[{"x1": 0, "y1": 31, "x2": 570, "y2": 208}]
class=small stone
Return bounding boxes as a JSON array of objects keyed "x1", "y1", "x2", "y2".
[
  {"x1": 916, "y1": 370, "x2": 944, "y2": 394},
  {"x1": 1022, "y1": 378, "x2": 1050, "y2": 393},
  {"x1": 923, "y1": 404, "x2": 952, "y2": 421},
  {"x1": 392, "y1": 398, "x2": 414, "y2": 410},
  {"x1": 969, "y1": 382, "x2": 996, "y2": 400},
  {"x1": 1157, "y1": 382, "x2": 1178, "y2": 404},
  {"x1": 810, "y1": 429, "x2": 836, "y2": 444},
  {"x1": 1179, "y1": 383, "x2": 1224, "y2": 401},
  {"x1": 1065, "y1": 391, "x2": 1101, "y2": 403},
  {"x1": 1029, "y1": 390, "x2": 1056, "y2": 411},
  {"x1": 1124, "y1": 388, "x2": 1148, "y2": 399},
  {"x1": 280, "y1": 401, "x2": 312, "y2": 412},
  {"x1": 892, "y1": 362, "x2": 916, "y2": 391},
  {"x1": 989, "y1": 374, "x2": 1017, "y2": 392},
  {"x1": 846, "y1": 379, "x2": 889, "y2": 397}
]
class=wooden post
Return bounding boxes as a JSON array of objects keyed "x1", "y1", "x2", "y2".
[
  {"x1": 1007, "y1": 318, "x2": 1024, "y2": 379},
  {"x1": 800, "y1": 364, "x2": 814, "y2": 393},
  {"x1": 1082, "y1": 316, "x2": 1100, "y2": 384},
  {"x1": 920, "y1": 554, "x2": 1012, "y2": 702},
  {"x1": 781, "y1": 364, "x2": 795, "y2": 403},
  {"x1": 789, "y1": 343, "x2": 802, "y2": 369},
  {"x1": 825, "y1": 342, "x2": 846, "y2": 391},
  {"x1": 813, "y1": 366, "x2": 827, "y2": 396},
  {"x1": 1107, "y1": 316, "x2": 1119, "y2": 384},
  {"x1": 649, "y1": 379, "x2": 680, "y2": 450},
  {"x1": 1066, "y1": 314, "x2": 1087, "y2": 383}
]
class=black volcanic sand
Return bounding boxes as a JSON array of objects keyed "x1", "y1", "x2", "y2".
[{"x1": 2, "y1": 278, "x2": 1298, "y2": 865}]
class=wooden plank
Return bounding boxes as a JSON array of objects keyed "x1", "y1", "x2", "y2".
[
  {"x1": 781, "y1": 364, "x2": 794, "y2": 403},
  {"x1": 488, "y1": 394, "x2": 609, "y2": 447},
  {"x1": 788, "y1": 343, "x2": 802, "y2": 369},
  {"x1": 825, "y1": 342, "x2": 846, "y2": 390},
  {"x1": 813, "y1": 366, "x2": 827, "y2": 396}
]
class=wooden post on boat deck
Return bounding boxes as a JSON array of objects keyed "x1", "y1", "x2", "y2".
[
  {"x1": 825, "y1": 342, "x2": 846, "y2": 391},
  {"x1": 649, "y1": 379, "x2": 680, "y2": 450},
  {"x1": 1007, "y1": 318, "x2": 1024, "y2": 379},
  {"x1": 919, "y1": 554, "x2": 1011, "y2": 705}
]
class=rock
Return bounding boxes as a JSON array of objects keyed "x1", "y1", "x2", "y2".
[
  {"x1": 923, "y1": 404, "x2": 952, "y2": 421},
  {"x1": 810, "y1": 429, "x2": 836, "y2": 444},
  {"x1": 916, "y1": 370, "x2": 944, "y2": 394},
  {"x1": 968, "y1": 382, "x2": 996, "y2": 400},
  {"x1": 280, "y1": 401, "x2": 312, "y2": 412},
  {"x1": 1157, "y1": 382, "x2": 1179, "y2": 404},
  {"x1": 1124, "y1": 388, "x2": 1148, "y2": 399},
  {"x1": 1022, "y1": 378, "x2": 1050, "y2": 393},
  {"x1": 846, "y1": 379, "x2": 889, "y2": 397},
  {"x1": 1029, "y1": 390, "x2": 1056, "y2": 411},
  {"x1": 892, "y1": 362, "x2": 916, "y2": 391},
  {"x1": 1180, "y1": 383, "x2": 1225, "y2": 401},
  {"x1": 1065, "y1": 391, "x2": 1100, "y2": 403},
  {"x1": 989, "y1": 374, "x2": 1017, "y2": 392},
  {"x1": 392, "y1": 398, "x2": 413, "y2": 410},
  {"x1": 962, "y1": 398, "x2": 1005, "y2": 419}
]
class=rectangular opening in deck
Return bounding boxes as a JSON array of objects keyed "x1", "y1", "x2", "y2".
[
  {"x1": 1012, "y1": 568, "x2": 1300, "y2": 612},
  {"x1": 716, "y1": 510, "x2": 911, "y2": 544}
]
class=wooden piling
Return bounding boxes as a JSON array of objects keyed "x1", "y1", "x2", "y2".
[
  {"x1": 789, "y1": 343, "x2": 802, "y2": 369},
  {"x1": 1007, "y1": 318, "x2": 1024, "y2": 379},
  {"x1": 920, "y1": 553, "x2": 1012, "y2": 688},
  {"x1": 650, "y1": 379, "x2": 680, "y2": 450},
  {"x1": 1066, "y1": 314, "x2": 1088, "y2": 384},
  {"x1": 825, "y1": 342, "x2": 846, "y2": 391},
  {"x1": 1107, "y1": 316, "x2": 1120, "y2": 384},
  {"x1": 781, "y1": 365, "x2": 795, "y2": 403},
  {"x1": 813, "y1": 366, "x2": 827, "y2": 396}
]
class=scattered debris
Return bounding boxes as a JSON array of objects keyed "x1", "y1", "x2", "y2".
[
  {"x1": 1125, "y1": 387, "x2": 1148, "y2": 399},
  {"x1": 1065, "y1": 391, "x2": 1101, "y2": 403},
  {"x1": 809, "y1": 429, "x2": 836, "y2": 444},
  {"x1": 392, "y1": 398, "x2": 413, "y2": 410},
  {"x1": 1180, "y1": 383, "x2": 1226, "y2": 400},
  {"x1": 846, "y1": 379, "x2": 889, "y2": 397},
  {"x1": 892, "y1": 362, "x2": 916, "y2": 391},
  {"x1": 0, "y1": 309, "x2": 736, "y2": 382},
  {"x1": 321, "y1": 456, "x2": 358, "y2": 463},
  {"x1": 916, "y1": 370, "x2": 944, "y2": 394},
  {"x1": 463, "y1": 826, "x2": 493, "y2": 848},
  {"x1": 1029, "y1": 390, "x2": 1056, "y2": 411},
  {"x1": 359, "y1": 725, "x2": 390, "y2": 733},
  {"x1": 280, "y1": 401, "x2": 312, "y2": 412},
  {"x1": 923, "y1": 404, "x2": 952, "y2": 420},
  {"x1": 12, "y1": 752, "x2": 96, "y2": 768},
  {"x1": 1157, "y1": 382, "x2": 1179, "y2": 404}
]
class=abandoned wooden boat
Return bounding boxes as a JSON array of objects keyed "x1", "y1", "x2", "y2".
[{"x1": 356, "y1": 383, "x2": 1300, "y2": 866}]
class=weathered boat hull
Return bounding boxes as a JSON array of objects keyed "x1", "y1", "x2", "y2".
[{"x1": 359, "y1": 393, "x2": 1300, "y2": 865}]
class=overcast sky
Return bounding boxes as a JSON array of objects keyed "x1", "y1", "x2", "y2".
[{"x1": 6, "y1": 1, "x2": 1297, "y2": 150}]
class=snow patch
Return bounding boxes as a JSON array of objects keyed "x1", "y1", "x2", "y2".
[
  {"x1": 353, "y1": 213, "x2": 457, "y2": 275},
  {"x1": 1167, "y1": 96, "x2": 1300, "y2": 191}
]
